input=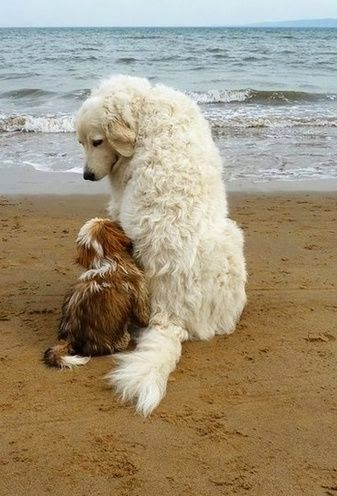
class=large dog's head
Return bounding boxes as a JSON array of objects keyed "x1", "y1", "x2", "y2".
[{"x1": 76, "y1": 75, "x2": 151, "y2": 181}]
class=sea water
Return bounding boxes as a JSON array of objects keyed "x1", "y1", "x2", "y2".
[{"x1": 1, "y1": 27, "x2": 336, "y2": 182}]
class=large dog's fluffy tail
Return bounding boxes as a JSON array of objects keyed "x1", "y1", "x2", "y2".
[
  {"x1": 106, "y1": 325, "x2": 188, "y2": 416},
  {"x1": 43, "y1": 340, "x2": 91, "y2": 369}
]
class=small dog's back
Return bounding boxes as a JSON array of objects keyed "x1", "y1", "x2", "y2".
[{"x1": 44, "y1": 219, "x2": 150, "y2": 368}]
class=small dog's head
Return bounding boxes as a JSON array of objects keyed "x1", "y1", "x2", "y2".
[
  {"x1": 76, "y1": 218, "x2": 132, "y2": 268},
  {"x1": 75, "y1": 75, "x2": 151, "y2": 182}
]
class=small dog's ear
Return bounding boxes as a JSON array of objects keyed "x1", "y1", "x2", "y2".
[
  {"x1": 76, "y1": 245, "x2": 95, "y2": 268},
  {"x1": 122, "y1": 236, "x2": 133, "y2": 254},
  {"x1": 125, "y1": 239, "x2": 133, "y2": 255},
  {"x1": 102, "y1": 113, "x2": 135, "y2": 158},
  {"x1": 102, "y1": 221, "x2": 133, "y2": 255},
  {"x1": 112, "y1": 227, "x2": 133, "y2": 253}
]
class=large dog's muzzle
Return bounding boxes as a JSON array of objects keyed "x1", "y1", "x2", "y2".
[{"x1": 83, "y1": 169, "x2": 96, "y2": 181}]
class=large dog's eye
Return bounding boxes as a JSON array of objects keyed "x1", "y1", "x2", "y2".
[{"x1": 92, "y1": 139, "x2": 103, "y2": 147}]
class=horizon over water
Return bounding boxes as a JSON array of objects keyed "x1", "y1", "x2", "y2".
[{"x1": 1, "y1": 26, "x2": 337, "y2": 183}]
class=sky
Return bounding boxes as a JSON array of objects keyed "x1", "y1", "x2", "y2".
[{"x1": 1, "y1": 0, "x2": 337, "y2": 27}]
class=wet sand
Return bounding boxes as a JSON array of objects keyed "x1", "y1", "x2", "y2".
[
  {"x1": 0, "y1": 193, "x2": 337, "y2": 495},
  {"x1": 2, "y1": 166, "x2": 337, "y2": 195}
]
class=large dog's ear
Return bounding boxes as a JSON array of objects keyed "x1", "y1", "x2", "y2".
[{"x1": 102, "y1": 112, "x2": 136, "y2": 158}]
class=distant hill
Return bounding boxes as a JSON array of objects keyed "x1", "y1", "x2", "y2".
[{"x1": 249, "y1": 18, "x2": 337, "y2": 28}]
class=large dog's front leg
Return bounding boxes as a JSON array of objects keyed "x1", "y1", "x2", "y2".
[
  {"x1": 108, "y1": 179, "x2": 192, "y2": 415},
  {"x1": 107, "y1": 166, "x2": 129, "y2": 222},
  {"x1": 107, "y1": 186, "x2": 122, "y2": 222}
]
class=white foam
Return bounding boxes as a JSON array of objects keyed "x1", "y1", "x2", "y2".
[
  {"x1": 211, "y1": 115, "x2": 337, "y2": 131},
  {"x1": 189, "y1": 89, "x2": 251, "y2": 104},
  {"x1": 22, "y1": 160, "x2": 54, "y2": 172},
  {"x1": 64, "y1": 166, "x2": 82, "y2": 174},
  {"x1": 0, "y1": 113, "x2": 75, "y2": 133},
  {"x1": 22, "y1": 161, "x2": 83, "y2": 175}
]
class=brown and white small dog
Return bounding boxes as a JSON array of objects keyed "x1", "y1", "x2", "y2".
[{"x1": 43, "y1": 218, "x2": 150, "y2": 368}]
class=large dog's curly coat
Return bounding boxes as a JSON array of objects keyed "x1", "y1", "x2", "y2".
[{"x1": 76, "y1": 75, "x2": 247, "y2": 415}]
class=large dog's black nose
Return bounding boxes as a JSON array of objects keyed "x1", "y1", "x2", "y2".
[{"x1": 83, "y1": 170, "x2": 96, "y2": 181}]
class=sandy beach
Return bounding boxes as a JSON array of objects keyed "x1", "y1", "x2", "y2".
[{"x1": 0, "y1": 191, "x2": 336, "y2": 495}]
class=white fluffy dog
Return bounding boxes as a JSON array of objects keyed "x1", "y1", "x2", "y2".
[{"x1": 76, "y1": 75, "x2": 247, "y2": 415}]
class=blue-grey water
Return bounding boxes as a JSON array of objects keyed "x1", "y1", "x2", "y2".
[{"x1": 1, "y1": 27, "x2": 337, "y2": 183}]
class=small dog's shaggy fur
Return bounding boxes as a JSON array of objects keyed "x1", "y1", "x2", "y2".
[
  {"x1": 43, "y1": 218, "x2": 150, "y2": 369},
  {"x1": 76, "y1": 75, "x2": 247, "y2": 415}
]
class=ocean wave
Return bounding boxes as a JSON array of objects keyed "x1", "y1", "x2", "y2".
[
  {"x1": 0, "y1": 72, "x2": 41, "y2": 81},
  {"x1": 189, "y1": 89, "x2": 251, "y2": 103},
  {"x1": 150, "y1": 55, "x2": 198, "y2": 62},
  {"x1": 44, "y1": 54, "x2": 98, "y2": 62},
  {"x1": 22, "y1": 162, "x2": 83, "y2": 174},
  {"x1": 1, "y1": 86, "x2": 335, "y2": 106},
  {"x1": 213, "y1": 53, "x2": 230, "y2": 59},
  {"x1": 22, "y1": 160, "x2": 54, "y2": 172},
  {"x1": 211, "y1": 116, "x2": 337, "y2": 133},
  {"x1": 207, "y1": 47, "x2": 226, "y2": 53},
  {"x1": 116, "y1": 57, "x2": 138, "y2": 64},
  {"x1": 65, "y1": 166, "x2": 82, "y2": 174},
  {"x1": 242, "y1": 56, "x2": 263, "y2": 62},
  {"x1": 82, "y1": 47, "x2": 100, "y2": 51},
  {"x1": 0, "y1": 88, "x2": 56, "y2": 99},
  {"x1": 0, "y1": 114, "x2": 74, "y2": 133},
  {"x1": 189, "y1": 89, "x2": 337, "y2": 104},
  {"x1": 62, "y1": 89, "x2": 90, "y2": 100},
  {"x1": 1, "y1": 104, "x2": 336, "y2": 134},
  {"x1": 72, "y1": 55, "x2": 99, "y2": 61},
  {"x1": 127, "y1": 35, "x2": 161, "y2": 40}
]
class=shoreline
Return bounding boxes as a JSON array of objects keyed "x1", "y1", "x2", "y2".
[{"x1": 2, "y1": 166, "x2": 337, "y2": 195}]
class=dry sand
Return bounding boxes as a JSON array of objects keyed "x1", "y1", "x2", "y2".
[{"x1": 0, "y1": 192, "x2": 337, "y2": 495}]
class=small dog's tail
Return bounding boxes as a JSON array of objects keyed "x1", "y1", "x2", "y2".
[
  {"x1": 105, "y1": 325, "x2": 188, "y2": 416},
  {"x1": 43, "y1": 340, "x2": 91, "y2": 369}
]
